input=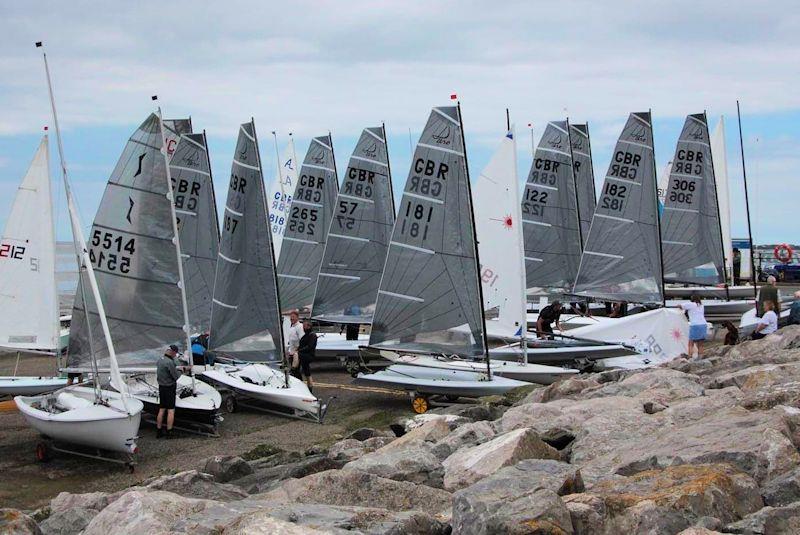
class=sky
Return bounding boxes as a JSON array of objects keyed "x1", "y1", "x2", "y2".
[{"x1": 0, "y1": 1, "x2": 798, "y2": 245}]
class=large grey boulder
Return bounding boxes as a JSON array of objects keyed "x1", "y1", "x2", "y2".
[
  {"x1": 49, "y1": 491, "x2": 113, "y2": 514},
  {"x1": 584, "y1": 368, "x2": 705, "y2": 405},
  {"x1": 327, "y1": 436, "x2": 394, "y2": 463},
  {"x1": 258, "y1": 469, "x2": 452, "y2": 516},
  {"x1": 442, "y1": 427, "x2": 560, "y2": 491},
  {"x1": 343, "y1": 443, "x2": 444, "y2": 488},
  {"x1": 0, "y1": 509, "x2": 41, "y2": 535},
  {"x1": 725, "y1": 500, "x2": 800, "y2": 534},
  {"x1": 142, "y1": 470, "x2": 248, "y2": 501},
  {"x1": 762, "y1": 466, "x2": 800, "y2": 506},
  {"x1": 203, "y1": 455, "x2": 254, "y2": 483},
  {"x1": 430, "y1": 420, "x2": 496, "y2": 460},
  {"x1": 451, "y1": 459, "x2": 583, "y2": 534},
  {"x1": 82, "y1": 490, "x2": 215, "y2": 535},
  {"x1": 39, "y1": 507, "x2": 97, "y2": 535},
  {"x1": 232, "y1": 454, "x2": 344, "y2": 494}
]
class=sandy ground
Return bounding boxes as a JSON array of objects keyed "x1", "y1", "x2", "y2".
[{"x1": 0, "y1": 353, "x2": 410, "y2": 511}]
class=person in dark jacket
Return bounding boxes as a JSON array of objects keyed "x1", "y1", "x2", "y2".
[
  {"x1": 536, "y1": 301, "x2": 563, "y2": 339},
  {"x1": 789, "y1": 291, "x2": 800, "y2": 325},
  {"x1": 156, "y1": 344, "x2": 184, "y2": 438},
  {"x1": 293, "y1": 321, "x2": 317, "y2": 393}
]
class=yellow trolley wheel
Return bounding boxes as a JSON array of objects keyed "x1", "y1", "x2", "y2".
[{"x1": 412, "y1": 396, "x2": 429, "y2": 414}]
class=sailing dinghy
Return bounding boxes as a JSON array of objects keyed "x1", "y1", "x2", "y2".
[
  {"x1": 66, "y1": 113, "x2": 221, "y2": 432},
  {"x1": 353, "y1": 105, "x2": 529, "y2": 410},
  {"x1": 0, "y1": 134, "x2": 69, "y2": 395},
  {"x1": 200, "y1": 120, "x2": 325, "y2": 422}
]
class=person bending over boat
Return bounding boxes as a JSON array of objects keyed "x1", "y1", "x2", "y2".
[
  {"x1": 156, "y1": 344, "x2": 184, "y2": 439},
  {"x1": 292, "y1": 320, "x2": 317, "y2": 393},
  {"x1": 680, "y1": 294, "x2": 707, "y2": 358},
  {"x1": 537, "y1": 301, "x2": 563, "y2": 339},
  {"x1": 753, "y1": 300, "x2": 778, "y2": 340}
]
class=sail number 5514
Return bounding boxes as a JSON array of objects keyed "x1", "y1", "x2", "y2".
[{"x1": 90, "y1": 230, "x2": 135, "y2": 273}]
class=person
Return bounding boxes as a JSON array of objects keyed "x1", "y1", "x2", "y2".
[
  {"x1": 156, "y1": 344, "x2": 185, "y2": 439},
  {"x1": 345, "y1": 323, "x2": 360, "y2": 341},
  {"x1": 285, "y1": 311, "x2": 304, "y2": 371},
  {"x1": 757, "y1": 276, "x2": 781, "y2": 315},
  {"x1": 753, "y1": 300, "x2": 779, "y2": 340},
  {"x1": 536, "y1": 301, "x2": 563, "y2": 339},
  {"x1": 293, "y1": 320, "x2": 317, "y2": 392},
  {"x1": 608, "y1": 301, "x2": 628, "y2": 318},
  {"x1": 722, "y1": 321, "x2": 739, "y2": 346},
  {"x1": 568, "y1": 301, "x2": 591, "y2": 318},
  {"x1": 732, "y1": 248, "x2": 742, "y2": 285},
  {"x1": 680, "y1": 294, "x2": 707, "y2": 358},
  {"x1": 66, "y1": 372, "x2": 83, "y2": 386},
  {"x1": 191, "y1": 334, "x2": 207, "y2": 366},
  {"x1": 790, "y1": 291, "x2": 800, "y2": 325}
]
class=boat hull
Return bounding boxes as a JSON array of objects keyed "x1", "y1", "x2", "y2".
[
  {"x1": 314, "y1": 333, "x2": 370, "y2": 360},
  {"x1": 15, "y1": 386, "x2": 142, "y2": 453},
  {"x1": 665, "y1": 285, "x2": 755, "y2": 299},
  {"x1": 119, "y1": 374, "x2": 221, "y2": 427},
  {"x1": 0, "y1": 376, "x2": 67, "y2": 396}
]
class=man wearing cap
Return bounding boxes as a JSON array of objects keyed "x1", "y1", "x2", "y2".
[{"x1": 156, "y1": 344, "x2": 183, "y2": 438}]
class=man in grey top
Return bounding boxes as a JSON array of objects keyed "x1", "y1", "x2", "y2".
[{"x1": 157, "y1": 344, "x2": 184, "y2": 439}]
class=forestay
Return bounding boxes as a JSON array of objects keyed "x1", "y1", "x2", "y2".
[
  {"x1": 267, "y1": 137, "x2": 299, "y2": 260},
  {"x1": 370, "y1": 106, "x2": 486, "y2": 357},
  {"x1": 0, "y1": 136, "x2": 59, "y2": 351},
  {"x1": 276, "y1": 135, "x2": 339, "y2": 314},
  {"x1": 208, "y1": 121, "x2": 284, "y2": 362},
  {"x1": 474, "y1": 129, "x2": 526, "y2": 338},
  {"x1": 522, "y1": 121, "x2": 582, "y2": 297},
  {"x1": 312, "y1": 126, "x2": 394, "y2": 324},
  {"x1": 67, "y1": 114, "x2": 184, "y2": 370},
  {"x1": 661, "y1": 113, "x2": 725, "y2": 285},
  {"x1": 570, "y1": 124, "x2": 597, "y2": 246},
  {"x1": 572, "y1": 112, "x2": 663, "y2": 305},
  {"x1": 169, "y1": 131, "x2": 220, "y2": 333}
]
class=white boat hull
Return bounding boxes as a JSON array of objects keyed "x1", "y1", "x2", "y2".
[
  {"x1": 200, "y1": 363, "x2": 320, "y2": 417},
  {"x1": 354, "y1": 363, "x2": 530, "y2": 397},
  {"x1": 116, "y1": 373, "x2": 221, "y2": 428},
  {"x1": 380, "y1": 351, "x2": 577, "y2": 385},
  {"x1": 665, "y1": 285, "x2": 756, "y2": 299},
  {"x1": 0, "y1": 376, "x2": 67, "y2": 396},
  {"x1": 15, "y1": 386, "x2": 143, "y2": 454},
  {"x1": 315, "y1": 333, "x2": 370, "y2": 359}
]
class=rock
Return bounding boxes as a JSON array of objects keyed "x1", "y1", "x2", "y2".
[
  {"x1": 442, "y1": 428, "x2": 560, "y2": 491},
  {"x1": 326, "y1": 436, "x2": 395, "y2": 463},
  {"x1": 523, "y1": 376, "x2": 601, "y2": 404},
  {"x1": 585, "y1": 368, "x2": 705, "y2": 405},
  {"x1": 429, "y1": 402, "x2": 507, "y2": 422},
  {"x1": 221, "y1": 512, "x2": 321, "y2": 534},
  {"x1": 675, "y1": 528, "x2": 724, "y2": 534},
  {"x1": 430, "y1": 420, "x2": 496, "y2": 459},
  {"x1": 258, "y1": 469, "x2": 452, "y2": 515},
  {"x1": 725, "y1": 501, "x2": 800, "y2": 534},
  {"x1": 643, "y1": 400, "x2": 667, "y2": 414},
  {"x1": 0, "y1": 509, "x2": 41, "y2": 535},
  {"x1": 82, "y1": 491, "x2": 215, "y2": 535},
  {"x1": 762, "y1": 466, "x2": 800, "y2": 506},
  {"x1": 346, "y1": 427, "x2": 390, "y2": 441},
  {"x1": 397, "y1": 413, "x2": 469, "y2": 434},
  {"x1": 344, "y1": 443, "x2": 444, "y2": 488},
  {"x1": 232, "y1": 454, "x2": 344, "y2": 494},
  {"x1": 660, "y1": 387, "x2": 743, "y2": 426},
  {"x1": 563, "y1": 494, "x2": 607, "y2": 534},
  {"x1": 50, "y1": 491, "x2": 112, "y2": 513},
  {"x1": 39, "y1": 507, "x2": 96, "y2": 535},
  {"x1": 143, "y1": 470, "x2": 248, "y2": 501},
  {"x1": 203, "y1": 455, "x2": 254, "y2": 483},
  {"x1": 741, "y1": 380, "x2": 800, "y2": 410},
  {"x1": 707, "y1": 362, "x2": 800, "y2": 391},
  {"x1": 246, "y1": 450, "x2": 303, "y2": 471},
  {"x1": 451, "y1": 459, "x2": 583, "y2": 534},
  {"x1": 380, "y1": 417, "x2": 452, "y2": 452}
]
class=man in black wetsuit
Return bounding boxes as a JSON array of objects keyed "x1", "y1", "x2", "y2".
[{"x1": 536, "y1": 301, "x2": 563, "y2": 339}]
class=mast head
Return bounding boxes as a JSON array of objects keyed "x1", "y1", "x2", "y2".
[{"x1": 35, "y1": 41, "x2": 43, "y2": 47}]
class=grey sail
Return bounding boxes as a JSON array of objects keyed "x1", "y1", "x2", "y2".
[
  {"x1": 67, "y1": 113, "x2": 184, "y2": 370},
  {"x1": 570, "y1": 124, "x2": 597, "y2": 245},
  {"x1": 163, "y1": 118, "x2": 192, "y2": 157},
  {"x1": 170, "y1": 132, "x2": 220, "y2": 332},
  {"x1": 521, "y1": 121, "x2": 582, "y2": 297},
  {"x1": 276, "y1": 135, "x2": 339, "y2": 314},
  {"x1": 311, "y1": 127, "x2": 394, "y2": 324},
  {"x1": 661, "y1": 113, "x2": 725, "y2": 285},
  {"x1": 572, "y1": 112, "x2": 663, "y2": 304},
  {"x1": 208, "y1": 121, "x2": 283, "y2": 362},
  {"x1": 369, "y1": 106, "x2": 485, "y2": 357}
]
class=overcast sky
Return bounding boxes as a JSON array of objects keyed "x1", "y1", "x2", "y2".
[{"x1": 0, "y1": 1, "x2": 797, "y2": 244}]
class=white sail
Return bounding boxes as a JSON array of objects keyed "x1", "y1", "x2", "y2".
[
  {"x1": 267, "y1": 137, "x2": 300, "y2": 260},
  {"x1": 474, "y1": 129, "x2": 525, "y2": 338},
  {"x1": 711, "y1": 116, "x2": 733, "y2": 280},
  {"x1": 657, "y1": 160, "x2": 672, "y2": 209},
  {"x1": 0, "y1": 136, "x2": 59, "y2": 351}
]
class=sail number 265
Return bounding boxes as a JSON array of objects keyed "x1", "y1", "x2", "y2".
[{"x1": 90, "y1": 230, "x2": 135, "y2": 273}]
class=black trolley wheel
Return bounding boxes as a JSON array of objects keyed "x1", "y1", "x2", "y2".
[
  {"x1": 35, "y1": 442, "x2": 51, "y2": 462},
  {"x1": 223, "y1": 394, "x2": 237, "y2": 414}
]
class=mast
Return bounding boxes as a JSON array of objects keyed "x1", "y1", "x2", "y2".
[
  {"x1": 705, "y1": 111, "x2": 730, "y2": 299},
  {"x1": 506, "y1": 108, "x2": 510, "y2": 131},
  {"x1": 458, "y1": 102, "x2": 491, "y2": 378},
  {"x1": 506, "y1": 110, "x2": 527, "y2": 365},
  {"x1": 37, "y1": 42, "x2": 125, "y2": 407},
  {"x1": 155, "y1": 100, "x2": 196, "y2": 391},
  {"x1": 382, "y1": 122, "x2": 395, "y2": 215},
  {"x1": 736, "y1": 101, "x2": 758, "y2": 300},
  {"x1": 650, "y1": 110, "x2": 666, "y2": 307},
  {"x1": 566, "y1": 118, "x2": 584, "y2": 250}
]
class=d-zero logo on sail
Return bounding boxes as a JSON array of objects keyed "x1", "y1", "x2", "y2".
[
  {"x1": 547, "y1": 133, "x2": 564, "y2": 150},
  {"x1": 432, "y1": 123, "x2": 451, "y2": 146},
  {"x1": 363, "y1": 141, "x2": 377, "y2": 158},
  {"x1": 311, "y1": 148, "x2": 326, "y2": 164},
  {"x1": 688, "y1": 125, "x2": 705, "y2": 141},
  {"x1": 630, "y1": 125, "x2": 648, "y2": 143}
]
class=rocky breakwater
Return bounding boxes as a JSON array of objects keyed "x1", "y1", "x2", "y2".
[{"x1": 7, "y1": 325, "x2": 800, "y2": 534}]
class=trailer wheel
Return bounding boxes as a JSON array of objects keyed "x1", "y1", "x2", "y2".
[
  {"x1": 412, "y1": 396, "x2": 429, "y2": 414},
  {"x1": 223, "y1": 394, "x2": 237, "y2": 414},
  {"x1": 35, "y1": 442, "x2": 51, "y2": 462}
]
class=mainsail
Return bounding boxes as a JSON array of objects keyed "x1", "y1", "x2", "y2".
[
  {"x1": 661, "y1": 113, "x2": 725, "y2": 285},
  {"x1": 169, "y1": 132, "x2": 219, "y2": 333},
  {"x1": 570, "y1": 124, "x2": 597, "y2": 245},
  {"x1": 711, "y1": 116, "x2": 733, "y2": 281},
  {"x1": 208, "y1": 121, "x2": 284, "y2": 362},
  {"x1": 572, "y1": 112, "x2": 663, "y2": 304},
  {"x1": 521, "y1": 121, "x2": 582, "y2": 297},
  {"x1": 370, "y1": 106, "x2": 486, "y2": 357},
  {"x1": 163, "y1": 119, "x2": 192, "y2": 157},
  {"x1": 311, "y1": 127, "x2": 394, "y2": 324},
  {"x1": 67, "y1": 114, "x2": 184, "y2": 369},
  {"x1": 0, "y1": 135, "x2": 59, "y2": 351},
  {"x1": 267, "y1": 136, "x2": 299, "y2": 260},
  {"x1": 474, "y1": 128, "x2": 526, "y2": 338},
  {"x1": 276, "y1": 135, "x2": 339, "y2": 313}
]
